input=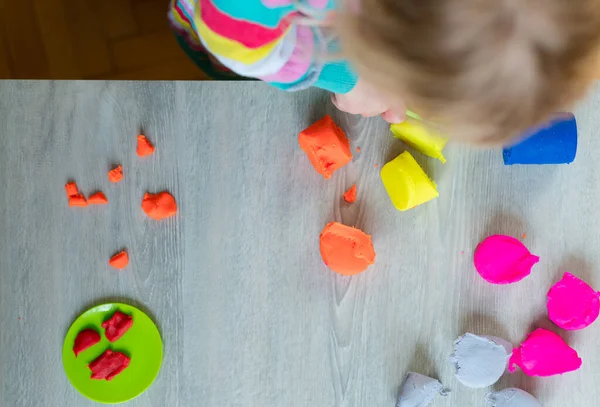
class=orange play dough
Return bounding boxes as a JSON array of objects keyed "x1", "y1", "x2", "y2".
[
  {"x1": 319, "y1": 222, "x2": 376, "y2": 275},
  {"x1": 65, "y1": 182, "x2": 87, "y2": 206},
  {"x1": 343, "y1": 184, "x2": 357, "y2": 203},
  {"x1": 65, "y1": 182, "x2": 79, "y2": 198},
  {"x1": 88, "y1": 192, "x2": 108, "y2": 205},
  {"x1": 69, "y1": 194, "x2": 88, "y2": 207},
  {"x1": 109, "y1": 251, "x2": 129, "y2": 269},
  {"x1": 108, "y1": 165, "x2": 123, "y2": 183},
  {"x1": 298, "y1": 115, "x2": 352, "y2": 179},
  {"x1": 136, "y1": 135, "x2": 155, "y2": 157},
  {"x1": 142, "y1": 191, "x2": 177, "y2": 220}
]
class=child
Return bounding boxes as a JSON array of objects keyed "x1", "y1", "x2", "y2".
[{"x1": 168, "y1": 0, "x2": 600, "y2": 144}]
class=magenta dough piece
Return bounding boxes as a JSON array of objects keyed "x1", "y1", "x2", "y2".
[
  {"x1": 547, "y1": 272, "x2": 600, "y2": 330},
  {"x1": 508, "y1": 328, "x2": 582, "y2": 376},
  {"x1": 474, "y1": 235, "x2": 540, "y2": 284}
]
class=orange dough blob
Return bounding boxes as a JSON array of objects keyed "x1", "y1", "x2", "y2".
[
  {"x1": 136, "y1": 135, "x2": 155, "y2": 157},
  {"x1": 298, "y1": 115, "x2": 352, "y2": 179},
  {"x1": 88, "y1": 192, "x2": 108, "y2": 205},
  {"x1": 109, "y1": 251, "x2": 129, "y2": 269},
  {"x1": 142, "y1": 191, "x2": 177, "y2": 220},
  {"x1": 108, "y1": 165, "x2": 123, "y2": 183},
  {"x1": 343, "y1": 184, "x2": 357, "y2": 203},
  {"x1": 319, "y1": 222, "x2": 376, "y2": 275},
  {"x1": 65, "y1": 182, "x2": 79, "y2": 198},
  {"x1": 69, "y1": 194, "x2": 88, "y2": 207}
]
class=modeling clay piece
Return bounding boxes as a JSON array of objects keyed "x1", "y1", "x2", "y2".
[
  {"x1": 109, "y1": 251, "x2": 129, "y2": 269},
  {"x1": 137, "y1": 135, "x2": 155, "y2": 157},
  {"x1": 73, "y1": 329, "x2": 101, "y2": 357},
  {"x1": 88, "y1": 192, "x2": 108, "y2": 205},
  {"x1": 486, "y1": 388, "x2": 542, "y2": 407},
  {"x1": 88, "y1": 349, "x2": 131, "y2": 381},
  {"x1": 101, "y1": 310, "x2": 133, "y2": 342},
  {"x1": 343, "y1": 184, "x2": 357, "y2": 203},
  {"x1": 451, "y1": 333, "x2": 512, "y2": 388},
  {"x1": 396, "y1": 372, "x2": 448, "y2": 407},
  {"x1": 380, "y1": 151, "x2": 438, "y2": 211},
  {"x1": 108, "y1": 165, "x2": 123, "y2": 183},
  {"x1": 390, "y1": 121, "x2": 447, "y2": 163},
  {"x1": 319, "y1": 222, "x2": 376, "y2": 276},
  {"x1": 65, "y1": 182, "x2": 79, "y2": 198},
  {"x1": 142, "y1": 191, "x2": 177, "y2": 220},
  {"x1": 65, "y1": 182, "x2": 87, "y2": 206},
  {"x1": 503, "y1": 113, "x2": 577, "y2": 165},
  {"x1": 508, "y1": 328, "x2": 582, "y2": 376},
  {"x1": 474, "y1": 235, "x2": 539, "y2": 284},
  {"x1": 547, "y1": 272, "x2": 600, "y2": 330},
  {"x1": 68, "y1": 194, "x2": 88, "y2": 207},
  {"x1": 298, "y1": 115, "x2": 352, "y2": 179}
]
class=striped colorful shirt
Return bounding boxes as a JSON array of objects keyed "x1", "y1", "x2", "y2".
[{"x1": 168, "y1": 0, "x2": 358, "y2": 94}]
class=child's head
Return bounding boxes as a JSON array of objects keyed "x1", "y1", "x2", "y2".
[{"x1": 337, "y1": 0, "x2": 600, "y2": 144}]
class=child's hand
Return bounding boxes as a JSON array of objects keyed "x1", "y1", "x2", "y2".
[{"x1": 331, "y1": 79, "x2": 405, "y2": 123}]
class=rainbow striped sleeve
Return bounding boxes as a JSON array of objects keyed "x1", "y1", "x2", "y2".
[{"x1": 168, "y1": 0, "x2": 357, "y2": 94}]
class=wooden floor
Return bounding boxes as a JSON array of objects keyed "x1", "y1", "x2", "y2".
[
  {"x1": 0, "y1": 0, "x2": 207, "y2": 80},
  {"x1": 3, "y1": 81, "x2": 600, "y2": 407}
]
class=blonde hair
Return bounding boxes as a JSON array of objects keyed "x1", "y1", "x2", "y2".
[{"x1": 337, "y1": 0, "x2": 600, "y2": 144}]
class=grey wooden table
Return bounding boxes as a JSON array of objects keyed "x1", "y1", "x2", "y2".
[{"x1": 1, "y1": 81, "x2": 600, "y2": 407}]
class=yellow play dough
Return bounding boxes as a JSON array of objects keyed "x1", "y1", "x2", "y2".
[
  {"x1": 390, "y1": 121, "x2": 447, "y2": 163},
  {"x1": 380, "y1": 151, "x2": 439, "y2": 211}
]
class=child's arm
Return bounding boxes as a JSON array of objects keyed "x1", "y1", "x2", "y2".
[
  {"x1": 173, "y1": 0, "x2": 404, "y2": 121},
  {"x1": 189, "y1": 0, "x2": 357, "y2": 94}
]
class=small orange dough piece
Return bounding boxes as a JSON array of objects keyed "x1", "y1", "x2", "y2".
[
  {"x1": 142, "y1": 191, "x2": 177, "y2": 220},
  {"x1": 356, "y1": 147, "x2": 361, "y2": 153},
  {"x1": 69, "y1": 194, "x2": 88, "y2": 207},
  {"x1": 319, "y1": 222, "x2": 376, "y2": 276},
  {"x1": 108, "y1": 165, "x2": 123, "y2": 183},
  {"x1": 136, "y1": 135, "x2": 155, "y2": 157},
  {"x1": 343, "y1": 184, "x2": 357, "y2": 203},
  {"x1": 298, "y1": 115, "x2": 352, "y2": 179},
  {"x1": 109, "y1": 251, "x2": 129, "y2": 269},
  {"x1": 88, "y1": 192, "x2": 108, "y2": 205},
  {"x1": 65, "y1": 182, "x2": 79, "y2": 198}
]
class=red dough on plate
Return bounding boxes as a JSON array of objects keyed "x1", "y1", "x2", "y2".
[
  {"x1": 73, "y1": 329, "x2": 101, "y2": 357},
  {"x1": 101, "y1": 310, "x2": 133, "y2": 342},
  {"x1": 88, "y1": 349, "x2": 131, "y2": 381}
]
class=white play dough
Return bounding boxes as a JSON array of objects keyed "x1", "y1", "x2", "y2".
[
  {"x1": 486, "y1": 388, "x2": 542, "y2": 407},
  {"x1": 396, "y1": 372, "x2": 448, "y2": 407},
  {"x1": 450, "y1": 333, "x2": 512, "y2": 388}
]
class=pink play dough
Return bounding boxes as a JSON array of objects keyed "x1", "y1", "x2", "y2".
[
  {"x1": 508, "y1": 328, "x2": 582, "y2": 376},
  {"x1": 474, "y1": 235, "x2": 540, "y2": 284},
  {"x1": 547, "y1": 272, "x2": 600, "y2": 330}
]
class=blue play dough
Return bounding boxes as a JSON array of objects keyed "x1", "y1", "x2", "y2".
[{"x1": 503, "y1": 114, "x2": 577, "y2": 165}]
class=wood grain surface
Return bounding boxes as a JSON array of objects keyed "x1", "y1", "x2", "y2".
[
  {"x1": 0, "y1": 0, "x2": 206, "y2": 80},
  {"x1": 1, "y1": 81, "x2": 600, "y2": 407}
]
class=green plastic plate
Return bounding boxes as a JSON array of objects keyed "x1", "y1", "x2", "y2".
[{"x1": 62, "y1": 303, "x2": 163, "y2": 404}]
